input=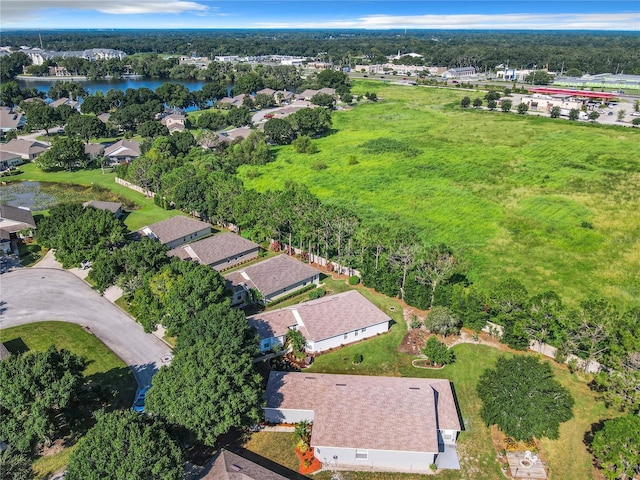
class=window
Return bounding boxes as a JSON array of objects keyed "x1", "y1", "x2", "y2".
[
  {"x1": 344, "y1": 334, "x2": 348, "y2": 339},
  {"x1": 355, "y1": 450, "x2": 368, "y2": 460},
  {"x1": 355, "y1": 330, "x2": 359, "y2": 336},
  {"x1": 362, "y1": 328, "x2": 366, "y2": 332}
]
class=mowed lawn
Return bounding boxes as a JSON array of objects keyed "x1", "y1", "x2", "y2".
[
  {"x1": 5, "y1": 163, "x2": 182, "y2": 230},
  {"x1": 1, "y1": 321, "x2": 137, "y2": 479},
  {"x1": 240, "y1": 82, "x2": 640, "y2": 308},
  {"x1": 245, "y1": 299, "x2": 611, "y2": 479}
]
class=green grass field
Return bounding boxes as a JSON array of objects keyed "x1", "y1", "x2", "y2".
[
  {"x1": 4, "y1": 163, "x2": 182, "y2": 230},
  {"x1": 240, "y1": 82, "x2": 640, "y2": 308},
  {"x1": 0, "y1": 321, "x2": 137, "y2": 479}
]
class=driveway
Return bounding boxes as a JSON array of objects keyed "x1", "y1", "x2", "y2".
[{"x1": 0, "y1": 268, "x2": 172, "y2": 387}]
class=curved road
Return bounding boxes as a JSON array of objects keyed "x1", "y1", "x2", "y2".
[{"x1": 0, "y1": 268, "x2": 172, "y2": 387}]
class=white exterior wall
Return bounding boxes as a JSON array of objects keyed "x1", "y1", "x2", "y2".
[
  {"x1": 210, "y1": 248, "x2": 260, "y2": 271},
  {"x1": 259, "y1": 335, "x2": 286, "y2": 353},
  {"x1": 313, "y1": 446, "x2": 434, "y2": 472},
  {"x1": 165, "y1": 227, "x2": 212, "y2": 249},
  {"x1": 440, "y1": 429, "x2": 458, "y2": 444},
  {"x1": 307, "y1": 321, "x2": 389, "y2": 353},
  {"x1": 264, "y1": 407, "x2": 314, "y2": 424}
]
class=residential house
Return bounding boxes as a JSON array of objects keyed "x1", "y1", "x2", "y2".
[
  {"x1": 198, "y1": 449, "x2": 299, "y2": 480},
  {"x1": 160, "y1": 113, "x2": 186, "y2": 134},
  {"x1": 265, "y1": 372, "x2": 462, "y2": 472},
  {"x1": 96, "y1": 112, "x2": 111, "y2": 124},
  {"x1": 82, "y1": 200, "x2": 124, "y2": 219},
  {"x1": 225, "y1": 254, "x2": 321, "y2": 305},
  {"x1": 0, "y1": 107, "x2": 26, "y2": 133},
  {"x1": 219, "y1": 127, "x2": 253, "y2": 143},
  {"x1": 49, "y1": 97, "x2": 80, "y2": 110},
  {"x1": 248, "y1": 290, "x2": 391, "y2": 353},
  {"x1": 168, "y1": 231, "x2": 260, "y2": 271},
  {"x1": 0, "y1": 139, "x2": 48, "y2": 161},
  {"x1": 103, "y1": 139, "x2": 141, "y2": 164},
  {"x1": 0, "y1": 151, "x2": 23, "y2": 171},
  {"x1": 0, "y1": 343, "x2": 10, "y2": 361},
  {"x1": 84, "y1": 143, "x2": 106, "y2": 160},
  {"x1": 0, "y1": 204, "x2": 36, "y2": 253},
  {"x1": 298, "y1": 89, "x2": 320, "y2": 101},
  {"x1": 442, "y1": 67, "x2": 477, "y2": 79},
  {"x1": 139, "y1": 216, "x2": 212, "y2": 249},
  {"x1": 256, "y1": 88, "x2": 276, "y2": 98},
  {"x1": 217, "y1": 94, "x2": 247, "y2": 108}
]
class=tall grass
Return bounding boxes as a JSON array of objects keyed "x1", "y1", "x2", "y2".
[{"x1": 241, "y1": 82, "x2": 640, "y2": 307}]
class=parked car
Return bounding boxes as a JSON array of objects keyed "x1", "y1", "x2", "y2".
[
  {"x1": 132, "y1": 387, "x2": 148, "y2": 412},
  {"x1": 608, "y1": 111, "x2": 614, "y2": 116}
]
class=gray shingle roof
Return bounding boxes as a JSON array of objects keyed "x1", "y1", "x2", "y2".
[
  {"x1": 0, "y1": 139, "x2": 48, "y2": 157},
  {"x1": 266, "y1": 372, "x2": 461, "y2": 453},
  {"x1": 167, "y1": 232, "x2": 259, "y2": 268},
  {"x1": 140, "y1": 216, "x2": 212, "y2": 246},
  {"x1": 104, "y1": 139, "x2": 141, "y2": 158},
  {"x1": 0, "y1": 204, "x2": 36, "y2": 229},
  {"x1": 224, "y1": 254, "x2": 320, "y2": 298},
  {"x1": 248, "y1": 290, "x2": 390, "y2": 342},
  {"x1": 82, "y1": 200, "x2": 122, "y2": 214}
]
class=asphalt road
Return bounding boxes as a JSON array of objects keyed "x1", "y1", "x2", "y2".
[{"x1": 0, "y1": 268, "x2": 172, "y2": 387}]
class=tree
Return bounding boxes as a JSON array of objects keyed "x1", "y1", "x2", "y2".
[
  {"x1": 525, "y1": 291, "x2": 563, "y2": 353},
  {"x1": 593, "y1": 353, "x2": 640, "y2": 414},
  {"x1": 485, "y1": 90, "x2": 501, "y2": 102},
  {"x1": 288, "y1": 107, "x2": 331, "y2": 137},
  {"x1": 0, "y1": 52, "x2": 31, "y2": 80},
  {"x1": 66, "y1": 410, "x2": 183, "y2": 480},
  {"x1": 589, "y1": 111, "x2": 601, "y2": 121},
  {"x1": 473, "y1": 98, "x2": 483, "y2": 108},
  {"x1": 80, "y1": 94, "x2": 108, "y2": 115},
  {"x1": 311, "y1": 92, "x2": 335, "y2": 109},
  {"x1": 138, "y1": 120, "x2": 169, "y2": 139},
  {"x1": 365, "y1": 92, "x2": 378, "y2": 101},
  {"x1": 286, "y1": 329, "x2": 307, "y2": 355},
  {"x1": 155, "y1": 82, "x2": 192, "y2": 110},
  {"x1": 477, "y1": 356, "x2": 574, "y2": 441},
  {"x1": 566, "y1": 299, "x2": 615, "y2": 372},
  {"x1": 617, "y1": 109, "x2": 626, "y2": 121},
  {"x1": 0, "y1": 448, "x2": 34, "y2": 480},
  {"x1": 25, "y1": 103, "x2": 56, "y2": 135},
  {"x1": 550, "y1": 106, "x2": 561, "y2": 118},
  {"x1": 422, "y1": 336, "x2": 455, "y2": 365},
  {"x1": 565, "y1": 68, "x2": 583, "y2": 77},
  {"x1": 487, "y1": 99, "x2": 497, "y2": 110},
  {"x1": 227, "y1": 105, "x2": 252, "y2": 127},
  {"x1": 35, "y1": 137, "x2": 89, "y2": 171},
  {"x1": 500, "y1": 99, "x2": 513, "y2": 112},
  {"x1": 197, "y1": 110, "x2": 227, "y2": 131},
  {"x1": 460, "y1": 96, "x2": 471, "y2": 108},
  {"x1": 146, "y1": 319, "x2": 262, "y2": 446},
  {"x1": 264, "y1": 118, "x2": 295, "y2": 145},
  {"x1": 36, "y1": 202, "x2": 127, "y2": 268},
  {"x1": 633, "y1": 118, "x2": 640, "y2": 127},
  {"x1": 388, "y1": 243, "x2": 420, "y2": 300},
  {"x1": 0, "y1": 346, "x2": 86, "y2": 452},
  {"x1": 569, "y1": 108, "x2": 581, "y2": 120},
  {"x1": 517, "y1": 103, "x2": 529, "y2": 114},
  {"x1": 292, "y1": 135, "x2": 317, "y2": 154},
  {"x1": 254, "y1": 92, "x2": 275, "y2": 109},
  {"x1": 65, "y1": 114, "x2": 107, "y2": 143},
  {"x1": 525, "y1": 71, "x2": 552, "y2": 85},
  {"x1": 591, "y1": 415, "x2": 640, "y2": 480},
  {"x1": 425, "y1": 306, "x2": 460, "y2": 338},
  {"x1": 415, "y1": 244, "x2": 457, "y2": 308}
]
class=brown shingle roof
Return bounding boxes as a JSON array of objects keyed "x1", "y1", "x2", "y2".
[
  {"x1": 0, "y1": 139, "x2": 48, "y2": 157},
  {"x1": 140, "y1": 216, "x2": 212, "y2": 246},
  {"x1": 248, "y1": 290, "x2": 390, "y2": 342},
  {"x1": 200, "y1": 450, "x2": 290, "y2": 480},
  {"x1": 0, "y1": 107, "x2": 25, "y2": 130},
  {"x1": 266, "y1": 372, "x2": 461, "y2": 453},
  {"x1": 168, "y1": 232, "x2": 259, "y2": 268},
  {"x1": 104, "y1": 139, "x2": 141, "y2": 158},
  {"x1": 225, "y1": 255, "x2": 320, "y2": 298}
]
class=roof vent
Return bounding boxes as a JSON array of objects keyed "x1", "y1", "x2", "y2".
[
  {"x1": 335, "y1": 383, "x2": 347, "y2": 387},
  {"x1": 409, "y1": 387, "x2": 420, "y2": 390},
  {"x1": 230, "y1": 464, "x2": 242, "y2": 472},
  {"x1": 305, "y1": 376, "x2": 315, "y2": 380}
]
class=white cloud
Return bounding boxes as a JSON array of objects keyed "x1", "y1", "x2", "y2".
[
  {"x1": 1, "y1": 0, "x2": 208, "y2": 24},
  {"x1": 253, "y1": 12, "x2": 640, "y2": 30}
]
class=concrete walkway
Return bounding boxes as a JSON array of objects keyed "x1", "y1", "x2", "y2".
[{"x1": 0, "y1": 268, "x2": 172, "y2": 388}]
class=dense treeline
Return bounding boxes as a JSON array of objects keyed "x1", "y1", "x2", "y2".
[{"x1": 3, "y1": 30, "x2": 640, "y2": 74}]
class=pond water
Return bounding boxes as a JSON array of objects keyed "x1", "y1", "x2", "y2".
[
  {"x1": 0, "y1": 181, "x2": 135, "y2": 211},
  {"x1": 0, "y1": 181, "x2": 56, "y2": 210}
]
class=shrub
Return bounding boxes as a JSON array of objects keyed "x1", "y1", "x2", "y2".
[
  {"x1": 581, "y1": 220, "x2": 594, "y2": 229},
  {"x1": 347, "y1": 155, "x2": 358, "y2": 165},
  {"x1": 310, "y1": 160, "x2": 327, "y2": 170},
  {"x1": 422, "y1": 336, "x2": 455, "y2": 365},
  {"x1": 410, "y1": 316, "x2": 423, "y2": 329},
  {"x1": 307, "y1": 288, "x2": 326, "y2": 300},
  {"x1": 348, "y1": 275, "x2": 360, "y2": 285},
  {"x1": 352, "y1": 353, "x2": 363, "y2": 364}
]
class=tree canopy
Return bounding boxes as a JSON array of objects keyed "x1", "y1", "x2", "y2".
[
  {"x1": 66, "y1": 410, "x2": 183, "y2": 480},
  {"x1": 0, "y1": 346, "x2": 86, "y2": 452},
  {"x1": 477, "y1": 356, "x2": 574, "y2": 441},
  {"x1": 591, "y1": 415, "x2": 640, "y2": 480}
]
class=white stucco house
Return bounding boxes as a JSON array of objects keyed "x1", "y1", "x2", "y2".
[
  {"x1": 264, "y1": 372, "x2": 462, "y2": 472},
  {"x1": 168, "y1": 231, "x2": 260, "y2": 272},
  {"x1": 248, "y1": 290, "x2": 390, "y2": 353}
]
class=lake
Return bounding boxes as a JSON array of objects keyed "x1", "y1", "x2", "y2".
[{"x1": 17, "y1": 77, "x2": 210, "y2": 97}]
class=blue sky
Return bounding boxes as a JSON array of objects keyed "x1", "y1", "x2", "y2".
[{"x1": 3, "y1": 1, "x2": 639, "y2": 30}]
